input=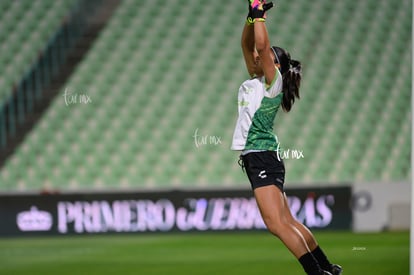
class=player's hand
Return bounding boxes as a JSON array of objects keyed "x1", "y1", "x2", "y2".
[
  {"x1": 247, "y1": 0, "x2": 274, "y2": 23},
  {"x1": 250, "y1": 0, "x2": 274, "y2": 11}
]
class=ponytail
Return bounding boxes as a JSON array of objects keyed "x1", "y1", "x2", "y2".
[
  {"x1": 281, "y1": 59, "x2": 302, "y2": 112},
  {"x1": 271, "y1": 46, "x2": 302, "y2": 112}
]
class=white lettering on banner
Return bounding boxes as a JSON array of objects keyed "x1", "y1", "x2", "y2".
[
  {"x1": 288, "y1": 194, "x2": 335, "y2": 228},
  {"x1": 101, "y1": 200, "x2": 130, "y2": 232},
  {"x1": 176, "y1": 198, "x2": 209, "y2": 231},
  {"x1": 58, "y1": 200, "x2": 175, "y2": 233},
  {"x1": 133, "y1": 199, "x2": 175, "y2": 232},
  {"x1": 56, "y1": 194, "x2": 335, "y2": 234},
  {"x1": 176, "y1": 197, "x2": 266, "y2": 231}
]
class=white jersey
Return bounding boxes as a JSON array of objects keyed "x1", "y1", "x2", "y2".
[{"x1": 231, "y1": 71, "x2": 283, "y2": 151}]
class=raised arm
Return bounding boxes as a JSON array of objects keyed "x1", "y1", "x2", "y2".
[
  {"x1": 243, "y1": 1, "x2": 276, "y2": 85},
  {"x1": 254, "y1": 21, "x2": 276, "y2": 86},
  {"x1": 241, "y1": 23, "x2": 256, "y2": 77}
]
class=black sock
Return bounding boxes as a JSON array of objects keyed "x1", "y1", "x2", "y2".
[
  {"x1": 299, "y1": 252, "x2": 323, "y2": 275},
  {"x1": 311, "y1": 246, "x2": 331, "y2": 271}
]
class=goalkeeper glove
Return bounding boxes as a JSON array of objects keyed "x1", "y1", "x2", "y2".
[{"x1": 247, "y1": 0, "x2": 274, "y2": 24}]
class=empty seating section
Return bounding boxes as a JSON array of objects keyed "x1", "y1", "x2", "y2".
[
  {"x1": 0, "y1": 0, "x2": 78, "y2": 105},
  {"x1": 0, "y1": 0, "x2": 411, "y2": 191}
]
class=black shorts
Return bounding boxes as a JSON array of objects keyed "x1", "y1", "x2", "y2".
[{"x1": 239, "y1": 151, "x2": 285, "y2": 191}]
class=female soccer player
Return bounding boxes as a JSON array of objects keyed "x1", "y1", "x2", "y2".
[{"x1": 231, "y1": 2, "x2": 342, "y2": 275}]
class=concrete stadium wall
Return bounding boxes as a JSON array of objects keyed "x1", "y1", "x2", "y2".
[{"x1": 352, "y1": 182, "x2": 411, "y2": 232}]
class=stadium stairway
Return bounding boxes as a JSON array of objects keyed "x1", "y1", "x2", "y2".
[{"x1": 0, "y1": 0, "x2": 121, "y2": 165}]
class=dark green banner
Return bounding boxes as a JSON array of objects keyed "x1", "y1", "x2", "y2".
[{"x1": 0, "y1": 186, "x2": 352, "y2": 236}]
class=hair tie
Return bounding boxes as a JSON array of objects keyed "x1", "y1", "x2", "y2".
[
  {"x1": 288, "y1": 59, "x2": 301, "y2": 75},
  {"x1": 289, "y1": 67, "x2": 301, "y2": 75}
]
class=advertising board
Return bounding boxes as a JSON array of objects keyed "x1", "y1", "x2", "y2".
[{"x1": 0, "y1": 186, "x2": 352, "y2": 236}]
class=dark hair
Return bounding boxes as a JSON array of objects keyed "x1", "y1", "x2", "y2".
[{"x1": 271, "y1": 46, "x2": 302, "y2": 112}]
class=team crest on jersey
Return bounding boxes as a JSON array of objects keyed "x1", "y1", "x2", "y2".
[{"x1": 238, "y1": 100, "x2": 249, "y2": 106}]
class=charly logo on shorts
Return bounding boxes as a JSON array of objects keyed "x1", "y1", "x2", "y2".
[{"x1": 258, "y1": 170, "x2": 267, "y2": 179}]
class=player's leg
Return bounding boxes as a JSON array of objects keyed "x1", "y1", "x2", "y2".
[
  {"x1": 282, "y1": 192, "x2": 319, "y2": 248},
  {"x1": 282, "y1": 193, "x2": 343, "y2": 275},
  {"x1": 254, "y1": 185, "x2": 329, "y2": 275}
]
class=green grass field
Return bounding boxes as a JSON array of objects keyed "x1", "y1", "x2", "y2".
[{"x1": 0, "y1": 231, "x2": 409, "y2": 275}]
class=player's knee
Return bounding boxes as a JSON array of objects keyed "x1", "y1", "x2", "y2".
[{"x1": 263, "y1": 217, "x2": 286, "y2": 237}]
